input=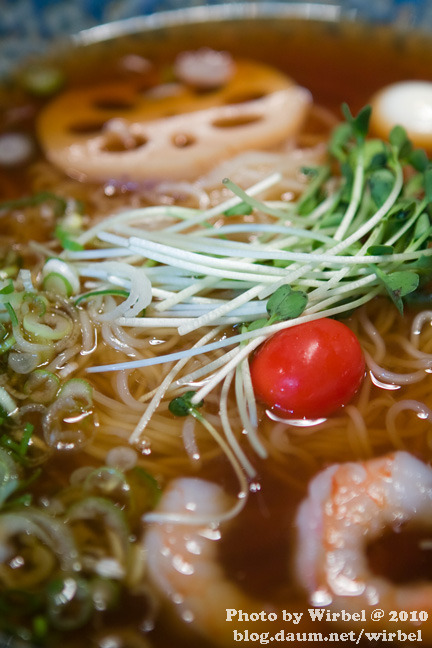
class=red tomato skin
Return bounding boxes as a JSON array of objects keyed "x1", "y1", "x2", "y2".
[{"x1": 250, "y1": 318, "x2": 365, "y2": 419}]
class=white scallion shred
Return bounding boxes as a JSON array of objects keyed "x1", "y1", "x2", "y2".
[{"x1": 18, "y1": 269, "x2": 34, "y2": 293}]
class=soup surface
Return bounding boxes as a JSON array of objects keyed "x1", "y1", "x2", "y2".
[{"x1": 2, "y1": 11, "x2": 432, "y2": 648}]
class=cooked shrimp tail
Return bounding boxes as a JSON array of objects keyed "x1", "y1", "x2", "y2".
[
  {"x1": 295, "y1": 451, "x2": 432, "y2": 637},
  {"x1": 144, "y1": 478, "x2": 277, "y2": 644}
]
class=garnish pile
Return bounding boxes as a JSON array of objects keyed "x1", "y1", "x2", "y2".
[
  {"x1": 2, "y1": 104, "x2": 432, "y2": 449},
  {"x1": 2, "y1": 103, "x2": 432, "y2": 643}
]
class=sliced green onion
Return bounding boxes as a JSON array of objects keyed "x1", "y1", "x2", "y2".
[
  {"x1": 83, "y1": 466, "x2": 130, "y2": 504},
  {"x1": 43, "y1": 398, "x2": 95, "y2": 451},
  {"x1": 57, "y1": 378, "x2": 93, "y2": 409},
  {"x1": 19, "y1": 65, "x2": 65, "y2": 97},
  {"x1": 55, "y1": 226, "x2": 84, "y2": 251},
  {"x1": 46, "y1": 576, "x2": 92, "y2": 631},
  {"x1": 0, "y1": 447, "x2": 21, "y2": 507},
  {"x1": 0, "y1": 191, "x2": 67, "y2": 218},
  {"x1": 0, "y1": 280, "x2": 14, "y2": 295},
  {"x1": 23, "y1": 292, "x2": 48, "y2": 316},
  {"x1": 0, "y1": 291, "x2": 23, "y2": 310},
  {"x1": 24, "y1": 370, "x2": 60, "y2": 404},
  {"x1": 0, "y1": 333, "x2": 15, "y2": 354},
  {"x1": 32, "y1": 615, "x2": 49, "y2": 641},
  {"x1": 0, "y1": 386, "x2": 17, "y2": 418},
  {"x1": 19, "y1": 422, "x2": 34, "y2": 457},
  {"x1": 5, "y1": 302, "x2": 18, "y2": 326},
  {"x1": 22, "y1": 311, "x2": 72, "y2": 340},
  {"x1": 128, "y1": 466, "x2": 162, "y2": 510},
  {"x1": 42, "y1": 272, "x2": 73, "y2": 297},
  {"x1": 43, "y1": 258, "x2": 80, "y2": 295},
  {"x1": 74, "y1": 288, "x2": 129, "y2": 306},
  {"x1": 67, "y1": 496, "x2": 130, "y2": 560},
  {"x1": 0, "y1": 509, "x2": 78, "y2": 574},
  {"x1": 1, "y1": 423, "x2": 36, "y2": 471},
  {"x1": 8, "y1": 351, "x2": 40, "y2": 374}
]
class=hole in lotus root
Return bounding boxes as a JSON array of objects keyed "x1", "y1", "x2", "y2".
[
  {"x1": 69, "y1": 121, "x2": 106, "y2": 135},
  {"x1": 224, "y1": 91, "x2": 267, "y2": 104},
  {"x1": 212, "y1": 114, "x2": 262, "y2": 128},
  {"x1": 93, "y1": 98, "x2": 136, "y2": 111},
  {"x1": 101, "y1": 132, "x2": 148, "y2": 152}
]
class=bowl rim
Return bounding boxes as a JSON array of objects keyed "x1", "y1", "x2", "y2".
[{"x1": 71, "y1": 1, "x2": 356, "y2": 49}]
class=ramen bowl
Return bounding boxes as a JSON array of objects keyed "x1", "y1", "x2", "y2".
[{"x1": 2, "y1": 2, "x2": 432, "y2": 648}]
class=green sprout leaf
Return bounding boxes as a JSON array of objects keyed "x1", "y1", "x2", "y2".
[
  {"x1": 266, "y1": 285, "x2": 308, "y2": 323},
  {"x1": 328, "y1": 122, "x2": 352, "y2": 161},
  {"x1": 409, "y1": 148, "x2": 429, "y2": 172},
  {"x1": 369, "y1": 168, "x2": 395, "y2": 207},
  {"x1": 169, "y1": 391, "x2": 203, "y2": 417},
  {"x1": 363, "y1": 139, "x2": 388, "y2": 171},
  {"x1": 341, "y1": 103, "x2": 371, "y2": 142},
  {"x1": 372, "y1": 265, "x2": 420, "y2": 314},
  {"x1": 389, "y1": 125, "x2": 412, "y2": 160},
  {"x1": 424, "y1": 166, "x2": 432, "y2": 202},
  {"x1": 387, "y1": 198, "x2": 417, "y2": 222},
  {"x1": 410, "y1": 254, "x2": 432, "y2": 281},
  {"x1": 413, "y1": 212, "x2": 432, "y2": 241},
  {"x1": 246, "y1": 318, "x2": 269, "y2": 332},
  {"x1": 367, "y1": 245, "x2": 394, "y2": 256}
]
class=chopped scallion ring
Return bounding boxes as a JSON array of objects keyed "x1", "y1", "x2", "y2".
[
  {"x1": 42, "y1": 259, "x2": 80, "y2": 295},
  {"x1": 57, "y1": 378, "x2": 93, "y2": 409},
  {"x1": 0, "y1": 386, "x2": 17, "y2": 418},
  {"x1": 74, "y1": 288, "x2": 130, "y2": 306}
]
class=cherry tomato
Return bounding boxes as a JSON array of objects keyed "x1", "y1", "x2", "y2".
[{"x1": 250, "y1": 318, "x2": 365, "y2": 419}]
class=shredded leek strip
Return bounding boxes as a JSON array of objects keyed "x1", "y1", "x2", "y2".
[
  {"x1": 333, "y1": 146, "x2": 365, "y2": 241},
  {"x1": 234, "y1": 358, "x2": 265, "y2": 458},
  {"x1": 96, "y1": 228, "x2": 432, "y2": 269},
  {"x1": 129, "y1": 326, "x2": 224, "y2": 444},
  {"x1": 219, "y1": 371, "x2": 257, "y2": 479},
  {"x1": 166, "y1": 171, "x2": 282, "y2": 233},
  {"x1": 143, "y1": 407, "x2": 249, "y2": 525},
  {"x1": 87, "y1": 288, "x2": 388, "y2": 376},
  {"x1": 64, "y1": 247, "x2": 136, "y2": 260},
  {"x1": 175, "y1": 347, "x2": 240, "y2": 388},
  {"x1": 153, "y1": 276, "x2": 221, "y2": 313},
  {"x1": 110, "y1": 221, "x2": 336, "y2": 248},
  {"x1": 76, "y1": 205, "x2": 198, "y2": 246},
  {"x1": 178, "y1": 284, "x2": 263, "y2": 335},
  {"x1": 18, "y1": 269, "x2": 35, "y2": 293}
]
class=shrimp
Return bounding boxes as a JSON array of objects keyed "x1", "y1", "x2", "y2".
[
  {"x1": 144, "y1": 478, "x2": 278, "y2": 645},
  {"x1": 144, "y1": 453, "x2": 432, "y2": 644},
  {"x1": 295, "y1": 451, "x2": 432, "y2": 636}
]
